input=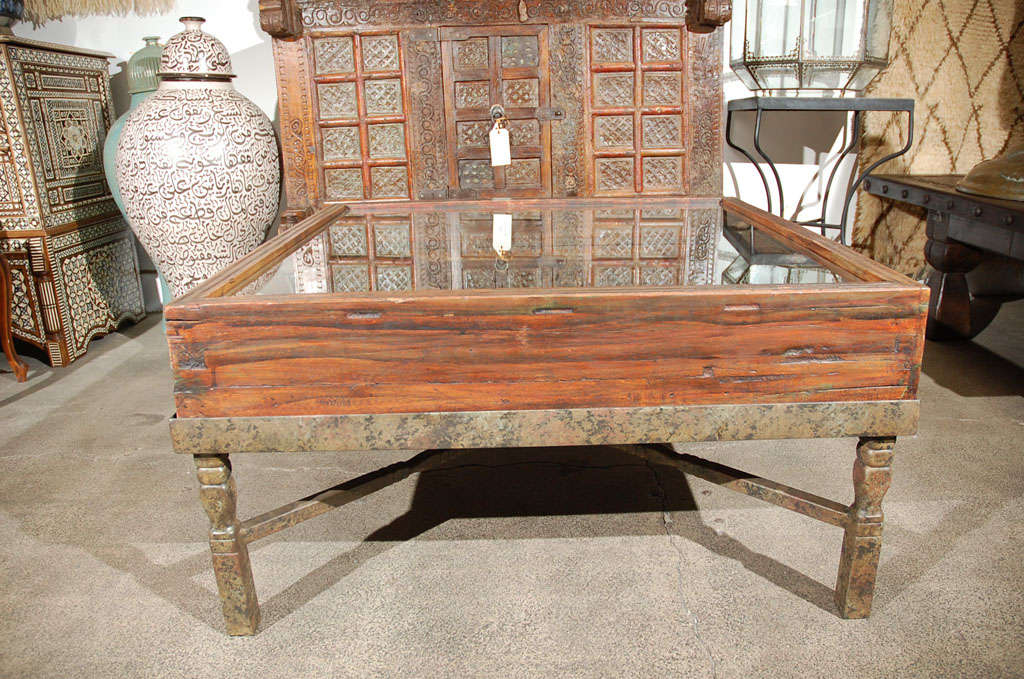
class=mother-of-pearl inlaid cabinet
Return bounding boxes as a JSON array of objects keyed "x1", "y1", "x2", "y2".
[
  {"x1": 259, "y1": 0, "x2": 732, "y2": 294},
  {"x1": 0, "y1": 34, "x2": 144, "y2": 366}
]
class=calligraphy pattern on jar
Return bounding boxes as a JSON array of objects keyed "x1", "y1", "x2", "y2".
[{"x1": 116, "y1": 17, "x2": 280, "y2": 297}]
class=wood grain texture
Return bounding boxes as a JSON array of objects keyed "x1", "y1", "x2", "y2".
[{"x1": 167, "y1": 282, "x2": 926, "y2": 418}]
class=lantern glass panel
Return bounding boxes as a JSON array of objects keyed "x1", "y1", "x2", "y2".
[
  {"x1": 807, "y1": 0, "x2": 865, "y2": 58},
  {"x1": 748, "y1": 0, "x2": 802, "y2": 62},
  {"x1": 864, "y1": 0, "x2": 894, "y2": 60},
  {"x1": 730, "y1": 0, "x2": 893, "y2": 95}
]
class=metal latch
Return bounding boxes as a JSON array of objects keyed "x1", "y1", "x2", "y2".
[{"x1": 535, "y1": 107, "x2": 565, "y2": 122}]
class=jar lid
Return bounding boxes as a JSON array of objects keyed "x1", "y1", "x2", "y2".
[{"x1": 157, "y1": 17, "x2": 235, "y2": 80}]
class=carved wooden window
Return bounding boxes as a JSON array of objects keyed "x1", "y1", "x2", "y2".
[
  {"x1": 440, "y1": 26, "x2": 552, "y2": 198},
  {"x1": 587, "y1": 26, "x2": 687, "y2": 196},
  {"x1": 327, "y1": 213, "x2": 415, "y2": 292},
  {"x1": 311, "y1": 32, "x2": 413, "y2": 201}
]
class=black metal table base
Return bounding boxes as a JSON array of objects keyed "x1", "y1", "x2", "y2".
[{"x1": 726, "y1": 97, "x2": 915, "y2": 244}]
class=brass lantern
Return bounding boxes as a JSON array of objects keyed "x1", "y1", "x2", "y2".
[{"x1": 730, "y1": 0, "x2": 895, "y2": 95}]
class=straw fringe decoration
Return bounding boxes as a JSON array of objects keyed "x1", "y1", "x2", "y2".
[{"x1": 23, "y1": 0, "x2": 177, "y2": 23}]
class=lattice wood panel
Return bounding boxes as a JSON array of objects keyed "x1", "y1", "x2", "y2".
[
  {"x1": 446, "y1": 208, "x2": 694, "y2": 289},
  {"x1": 311, "y1": 32, "x2": 414, "y2": 202},
  {"x1": 327, "y1": 213, "x2": 416, "y2": 291},
  {"x1": 587, "y1": 26, "x2": 688, "y2": 196},
  {"x1": 441, "y1": 26, "x2": 552, "y2": 198}
]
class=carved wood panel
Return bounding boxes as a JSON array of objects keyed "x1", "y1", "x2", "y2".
[
  {"x1": 310, "y1": 31, "x2": 414, "y2": 202},
  {"x1": 587, "y1": 25, "x2": 688, "y2": 196},
  {"x1": 441, "y1": 25, "x2": 552, "y2": 198},
  {"x1": 265, "y1": 1, "x2": 729, "y2": 293},
  {"x1": 326, "y1": 212, "x2": 416, "y2": 291}
]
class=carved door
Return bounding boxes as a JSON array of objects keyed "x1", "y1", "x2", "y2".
[{"x1": 440, "y1": 26, "x2": 553, "y2": 198}]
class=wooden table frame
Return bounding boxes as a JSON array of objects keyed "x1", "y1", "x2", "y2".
[{"x1": 166, "y1": 197, "x2": 927, "y2": 635}]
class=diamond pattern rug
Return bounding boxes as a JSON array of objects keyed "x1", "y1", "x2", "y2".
[{"x1": 852, "y1": 0, "x2": 1024, "y2": 274}]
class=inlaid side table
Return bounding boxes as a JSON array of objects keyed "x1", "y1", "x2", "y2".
[{"x1": 1, "y1": 251, "x2": 28, "y2": 382}]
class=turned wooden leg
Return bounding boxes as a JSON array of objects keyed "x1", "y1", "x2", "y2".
[
  {"x1": 194, "y1": 455, "x2": 260, "y2": 635},
  {"x1": 835, "y1": 436, "x2": 894, "y2": 618},
  {"x1": 924, "y1": 211, "x2": 1001, "y2": 340},
  {"x1": 0, "y1": 254, "x2": 28, "y2": 383}
]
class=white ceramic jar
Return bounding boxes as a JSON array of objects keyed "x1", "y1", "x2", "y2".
[{"x1": 116, "y1": 17, "x2": 280, "y2": 298}]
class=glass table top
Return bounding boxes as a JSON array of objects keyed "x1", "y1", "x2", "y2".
[{"x1": 244, "y1": 200, "x2": 844, "y2": 297}]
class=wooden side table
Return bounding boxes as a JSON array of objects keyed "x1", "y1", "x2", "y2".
[
  {"x1": 0, "y1": 252, "x2": 28, "y2": 382},
  {"x1": 865, "y1": 174, "x2": 1024, "y2": 339}
]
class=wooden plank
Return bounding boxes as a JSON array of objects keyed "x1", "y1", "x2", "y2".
[
  {"x1": 165, "y1": 274, "x2": 919, "y2": 319},
  {"x1": 168, "y1": 283, "x2": 926, "y2": 417},
  {"x1": 722, "y1": 198, "x2": 921, "y2": 285},
  {"x1": 175, "y1": 382, "x2": 913, "y2": 419},
  {"x1": 629, "y1": 444, "x2": 850, "y2": 527},
  {"x1": 173, "y1": 205, "x2": 348, "y2": 303}
]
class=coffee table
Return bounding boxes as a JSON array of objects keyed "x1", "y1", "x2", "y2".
[{"x1": 166, "y1": 196, "x2": 927, "y2": 635}]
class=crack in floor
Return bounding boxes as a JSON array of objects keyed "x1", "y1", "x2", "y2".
[{"x1": 646, "y1": 458, "x2": 719, "y2": 679}]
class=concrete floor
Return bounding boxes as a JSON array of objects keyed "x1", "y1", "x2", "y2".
[{"x1": 1, "y1": 303, "x2": 1022, "y2": 679}]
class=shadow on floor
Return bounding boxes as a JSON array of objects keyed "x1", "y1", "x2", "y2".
[
  {"x1": 922, "y1": 338, "x2": 1024, "y2": 398},
  {"x1": 74, "y1": 445, "x2": 848, "y2": 633}
]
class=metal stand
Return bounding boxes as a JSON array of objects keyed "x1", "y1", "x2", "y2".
[{"x1": 726, "y1": 97, "x2": 915, "y2": 244}]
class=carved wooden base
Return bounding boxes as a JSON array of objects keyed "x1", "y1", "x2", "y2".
[
  {"x1": 925, "y1": 212, "x2": 1004, "y2": 340},
  {"x1": 834, "y1": 436, "x2": 894, "y2": 618},
  {"x1": 194, "y1": 455, "x2": 260, "y2": 635},
  {"x1": 189, "y1": 432, "x2": 902, "y2": 634},
  {"x1": 0, "y1": 254, "x2": 28, "y2": 382}
]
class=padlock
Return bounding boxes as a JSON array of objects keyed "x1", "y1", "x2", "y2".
[{"x1": 489, "y1": 105, "x2": 512, "y2": 167}]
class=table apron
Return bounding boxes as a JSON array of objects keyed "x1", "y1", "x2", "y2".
[{"x1": 169, "y1": 400, "x2": 919, "y2": 454}]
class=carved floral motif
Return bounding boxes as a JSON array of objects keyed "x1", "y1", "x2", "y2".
[
  {"x1": 405, "y1": 34, "x2": 448, "y2": 199},
  {"x1": 297, "y1": 0, "x2": 689, "y2": 27}
]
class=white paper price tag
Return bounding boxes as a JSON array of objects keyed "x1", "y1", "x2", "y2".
[
  {"x1": 489, "y1": 126, "x2": 511, "y2": 167},
  {"x1": 492, "y1": 213, "x2": 513, "y2": 256}
]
